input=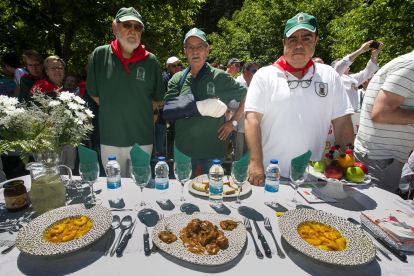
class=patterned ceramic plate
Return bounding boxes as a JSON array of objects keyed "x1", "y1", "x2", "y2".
[
  {"x1": 278, "y1": 209, "x2": 376, "y2": 266},
  {"x1": 189, "y1": 174, "x2": 252, "y2": 198},
  {"x1": 308, "y1": 166, "x2": 371, "y2": 186},
  {"x1": 15, "y1": 204, "x2": 112, "y2": 256},
  {"x1": 153, "y1": 212, "x2": 247, "y2": 266}
]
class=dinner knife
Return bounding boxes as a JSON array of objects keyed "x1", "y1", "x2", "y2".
[
  {"x1": 116, "y1": 219, "x2": 137, "y2": 255},
  {"x1": 360, "y1": 222, "x2": 407, "y2": 262},
  {"x1": 253, "y1": 220, "x2": 271, "y2": 255},
  {"x1": 347, "y1": 218, "x2": 392, "y2": 261},
  {"x1": 143, "y1": 224, "x2": 151, "y2": 255}
]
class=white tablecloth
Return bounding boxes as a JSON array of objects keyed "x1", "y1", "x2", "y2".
[{"x1": 1, "y1": 175, "x2": 414, "y2": 276}]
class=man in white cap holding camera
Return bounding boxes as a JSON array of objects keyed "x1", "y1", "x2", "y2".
[{"x1": 87, "y1": 7, "x2": 165, "y2": 177}]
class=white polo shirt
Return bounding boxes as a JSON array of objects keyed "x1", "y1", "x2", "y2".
[{"x1": 245, "y1": 63, "x2": 353, "y2": 178}]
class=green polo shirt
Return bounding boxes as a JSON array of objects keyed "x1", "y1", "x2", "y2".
[
  {"x1": 165, "y1": 63, "x2": 247, "y2": 159},
  {"x1": 86, "y1": 45, "x2": 165, "y2": 147}
]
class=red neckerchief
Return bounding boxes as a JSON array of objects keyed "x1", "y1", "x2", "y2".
[
  {"x1": 30, "y1": 79, "x2": 63, "y2": 94},
  {"x1": 272, "y1": 56, "x2": 315, "y2": 77},
  {"x1": 79, "y1": 81, "x2": 86, "y2": 98},
  {"x1": 110, "y1": 39, "x2": 150, "y2": 73},
  {"x1": 22, "y1": 73, "x2": 42, "y2": 81}
]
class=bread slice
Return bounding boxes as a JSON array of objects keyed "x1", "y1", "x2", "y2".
[
  {"x1": 223, "y1": 185, "x2": 236, "y2": 195},
  {"x1": 229, "y1": 182, "x2": 240, "y2": 191},
  {"x1": 192, "y1": 182, "x2": 207, "y2": 192}
]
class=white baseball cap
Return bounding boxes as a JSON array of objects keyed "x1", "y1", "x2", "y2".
[{"x1": 166, "y1": 56, "x2": 180, "y2": 66}]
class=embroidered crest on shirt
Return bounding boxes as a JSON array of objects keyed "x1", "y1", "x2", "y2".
[
  {"x1": 314, "y1": 82, "x2": 328, "y2": 97},
  {"x1": 137, "y1": 67, "x2": 145, "y2": 81},
  {"x1": 206, "y1": 82, "x2": 215, "y2": 95}
]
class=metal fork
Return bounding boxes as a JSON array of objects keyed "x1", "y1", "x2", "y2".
[
  {"x1": 264, "y1": 217, "x2": 285, "y2": 259},
  {"x1": 152, "y1": 213, "x2": 164, "y2": 253},
  {"x1": 244, "y1": 218, "x2": 264, "y2": 259}
]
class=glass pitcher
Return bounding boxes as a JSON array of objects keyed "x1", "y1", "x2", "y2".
[{"x1": 26, "y1": 151, "x2": 72, "y2": 215}]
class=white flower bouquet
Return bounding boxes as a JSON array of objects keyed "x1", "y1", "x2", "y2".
[{"x1": 0, "y1": 91, "x2": 94, "y2": 163}]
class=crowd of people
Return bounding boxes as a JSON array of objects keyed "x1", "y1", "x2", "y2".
[{"x1": 1, "y1": 7, "x2": 413, "y2": 197}]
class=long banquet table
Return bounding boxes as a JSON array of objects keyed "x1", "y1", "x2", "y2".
[{"x1": 1, "y1": 175, "x2": 414, "y2": 276}]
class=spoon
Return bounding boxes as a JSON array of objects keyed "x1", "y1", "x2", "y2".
[
  {"x1": 104, "y1": 215, "x2": 120, "y2": 256},
  {"x1": 110, "y1": 215, "x2": 132, "y2": 257}
]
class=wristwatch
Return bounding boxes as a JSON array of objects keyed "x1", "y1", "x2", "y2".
[{"x1": 231, "y1": 119, "x2": 238, "y2": 127}]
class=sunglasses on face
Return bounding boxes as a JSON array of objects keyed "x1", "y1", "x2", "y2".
[
  {"x1": 232, "y1": 63, "x2": 241, "y2": 68},
  {"x1": 118, "y1": 21, "x2": 144, "y2": 32},
  {"x1": 171, "y1": 63, "x2": 182, "y2": 68},
  {"x1": 247, "y1": 68, "x2": 257, "y2": 73}
]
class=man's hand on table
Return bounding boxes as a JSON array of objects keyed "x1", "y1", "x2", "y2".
[{"x1": 249, "y1": 163, "x2": 265, "y2": 186}]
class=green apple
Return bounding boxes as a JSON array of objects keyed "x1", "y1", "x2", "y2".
[
  {"x1": 313, "y1": 161, "x2": 327, "y2": 173},
  {"x1": 345, "y1": 166, "x2": 365, "y2": 183}
]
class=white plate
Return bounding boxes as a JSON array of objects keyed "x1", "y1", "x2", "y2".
[
  {"x1": 189, "y1": 174, "x2": 252, "y2": 198},
  {"x1": 152, "y1": 212, "x2": 246, "y2": 266},
  {"x1": 278, "y1": 209, "x2": 375, "y2": 266},
  {"x1": 308, "y1": 166, "x2": 371, "y2": 186},
  {"x1": 15, "y1": 204, "x2": 112, "y2": 256}
]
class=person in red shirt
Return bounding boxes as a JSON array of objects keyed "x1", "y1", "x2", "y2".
[{"x1": 30, "y1": 55, "x2": 66, "y2": 99}]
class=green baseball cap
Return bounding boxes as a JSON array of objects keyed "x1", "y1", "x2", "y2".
[
  {"x1": 184, "y1": 28, "x2": 207, "y2": 44},
  {"x1": 284, "y1": 13, "x2": 317, "y2": 37},
  {"x1": 115, "y1": 7, "x2": 144, "y2": 25}
]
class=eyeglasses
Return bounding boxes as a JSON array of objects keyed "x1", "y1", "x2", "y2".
[
  {"x1": 118, "y1": 21, "x2": 144, "y2": 32},
  {"x1": 171, "y1": 63, "x2": 182, "y2": 68},
  {"x1": 282, "y1": 65, "x2": 315, "y2": 89},
  {"x1": 185, "y1": 44, "x2": 207, "y2": 53},
  {"x1": 27, "y1": 63, "x2": 41, "y2": 68},
  {"x1": 48, "y1": 67, "x2": 64, "y2": 72},
  {"x1": 233, "y1": 63, "x2": 241, "y2": 68},
  {"x1": 247, "y1": 68, "x2": 257, "y2": 73}
]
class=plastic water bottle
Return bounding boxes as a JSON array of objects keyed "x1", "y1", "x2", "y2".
[
  {"x1": 264, "y1": 159, "x2": 280, "y2": 207},
  {"x1": 105, "y1": 156, "x2": 122, "y2": 205},
  {"x1": 209, "y1": 159, "x2": 224, "y2": 206},
  {"x1": 155, "y1": 156, "x2": 169, "y2": 204}
]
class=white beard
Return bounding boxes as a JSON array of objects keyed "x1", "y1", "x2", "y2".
[{"x1": 116, "y1": 28, "x2": 140, "y2": 54}]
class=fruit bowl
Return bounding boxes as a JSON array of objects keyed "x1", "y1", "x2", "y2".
[{"x1": 308, "y1": 166, "x2": 371, "y2": 186}]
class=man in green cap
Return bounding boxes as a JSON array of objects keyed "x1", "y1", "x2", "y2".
[
  {"x1": 245, "y1": 13, "x2": 355, "y2": 186},
  {"x1": 87, "y1": 7, "x2": 165, "y2": 177},
  {"x1": 164, "y1": 28, "x2": 247, "y2": 177}
]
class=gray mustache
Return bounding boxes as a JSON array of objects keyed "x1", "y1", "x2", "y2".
[{"x1": 190, "y1": 54, "x2": 201, "y2": 60}]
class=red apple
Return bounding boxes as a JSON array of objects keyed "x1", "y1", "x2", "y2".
[
  {"x1": 324, "y1": 165, "x2": 344, "y2": 180},
  {"x1": 354, "y1": 163, "x2": 368, "y2": 175},
  {"x1": 345, "y1": 167, "x2": 365, "y2": 183}
]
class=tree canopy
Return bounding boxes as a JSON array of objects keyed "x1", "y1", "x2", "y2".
[
  {"x1": 208, "y1": 0, "x2": 414, "y2": 72},
  {"x1": 0, "y1": 0, "x2": 203, "y2": 74},
  {"x1": 1, "y1": 0, "x2": 413, "y2": 75}
]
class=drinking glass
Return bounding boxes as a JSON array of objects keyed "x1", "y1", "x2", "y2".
[
  {"x1": 174, "y1": 163, "x2": 192, "y2": 206},
  {"x1": 79, "y1": 162, "x2": 102, "y2": 204},
  {"x1": 286, "y1": 163, "x2": 309, "y2": 207},
  {"x1": 131, "y1": 165, "x2": 152, "y2": 210},
  {"x1": 230, "y1": 163, "x2": 249, "y2": 209}
]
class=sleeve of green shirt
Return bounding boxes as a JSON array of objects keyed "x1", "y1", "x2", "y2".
[
  {"x1": 219, "y1": 73, "x2": 247, "y2": 104},
  {"x1": 164, "y1": 71, "x2": 183, "y2": 101},
  {"x1": 86, "y1": 48, "x2": 99, "y2": 97}
]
